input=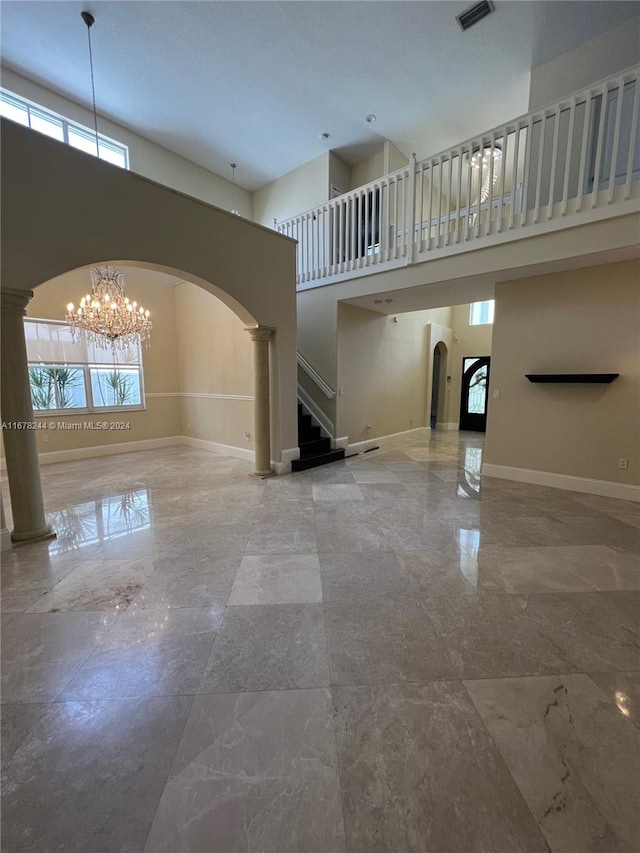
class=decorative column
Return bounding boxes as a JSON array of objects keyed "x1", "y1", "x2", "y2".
[
  {"x1": 1, "y1": 288, "x2": 54, "y2": 542},
  {"x1": 0, "y1": 494, "x2": 11, "y2": 551},
  {"x1": 244, "y1": 325, "x2": 275, "y2": 478}
]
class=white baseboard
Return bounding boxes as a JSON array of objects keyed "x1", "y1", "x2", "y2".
[
  {"x1": 481, "y1": 463, "x2": 640, "y2": 502},
  {"x1": 4, "y1": 436, "x2": 183, "y2": 468},
  {"x1": 436, "y1": 422, "x2": 458, "y2": 431},
  {"x1": 1, "y1": 434, "x2": 297, "y2": 476},
  {"x1": 332, "y1": 436, "x2": 349, "y2": 450},
  {"x1": 347, "y1": 426, "x2": 430, "y2": 455},
  {"x1": 180, "y1": 435, "x2": 254, "y2": 463},
  {"x1": 274, "y1": 446, "x2": 301, "y2": 475}
]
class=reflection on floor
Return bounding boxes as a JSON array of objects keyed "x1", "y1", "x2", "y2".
[{"x1": 2, "y1": 431, "x2": 639, "y2": 852}]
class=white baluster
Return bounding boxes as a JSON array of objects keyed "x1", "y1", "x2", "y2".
[
  {"x1": 624, "y1": 75, "x2": 640, "y2": 199},
  {"x1": 547, "y1": 105, "x2": 561, "y2": 219},
  {"x1": 591, "y1": 84, "x2": 609, "y2": 208},
  {"x1": 607, "y1": 76, "x2": 625, "y2": 203},
  {"x1": 520, "y1": 117, "x2": 534, "y2": 227},
  {"x1": 561, "y1": 99, "x2": 577, "y2": 215},
  {"x1": 576, "y1": 92, "x2": 593, "y2": 212}
]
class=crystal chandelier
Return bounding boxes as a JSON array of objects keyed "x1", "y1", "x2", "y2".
[{"x1": 66, "y1": 266, "x2": 152, "y2": 351}]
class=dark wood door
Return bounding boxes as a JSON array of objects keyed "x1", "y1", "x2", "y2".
[{"x1": 459, "y1": 356, "x2": 490, "y2": 432}]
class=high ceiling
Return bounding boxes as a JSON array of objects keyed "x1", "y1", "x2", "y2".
[{"x1": 1, "y1": 1, "x2": 638, "y2": 190}]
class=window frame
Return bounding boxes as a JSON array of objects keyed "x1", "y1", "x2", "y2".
[
  {"x1": 26, "y1": 319, "x2": 145, "y2": 417},
  {"x1": 1, "y1": 89, "x2": 129, "y2": 169},
  {"x1": 469, "y1": 300, "x2": 495, "y2": 326}
]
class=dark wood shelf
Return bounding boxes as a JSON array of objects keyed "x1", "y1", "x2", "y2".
[{"x1": 525, "y1": 373, "x2": 619, "y2": 384}]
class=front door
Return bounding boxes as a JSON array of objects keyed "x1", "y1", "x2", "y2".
[{"x1": 459, "y1": 356, "x2": 490, "y2": 432}]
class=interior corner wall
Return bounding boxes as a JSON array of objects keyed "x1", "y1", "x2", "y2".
[
  {"x1": 336, "y1": 303, "x2": 453, "y2": 442},
  {"x1": 252, "y1": 152, "x2": 331, "y2": 228},
  {"x1": 2, "y1": 68, "x2": 252, "y2": 217},
  {"x1": 173, "y1": 281, "x2": 254, "y2": 452},
  {"x1": 484, "y1": 260, "x2": 640, "y2": 487},
  {"x1": 23, "y1": 267, "x2": 181, "y2": 456},
  {"x1": 329, "y1": 152, "x2": 350, "y2": 195},
  {"x1": 528, "y1": 16, "x2": 640, "y2": 110},
  {"x1": 446, "y1": 304, "x2": 494, "y2": 427},
  {"x1": 350, "y1": 148, "x2": 385, "y2": 190}
]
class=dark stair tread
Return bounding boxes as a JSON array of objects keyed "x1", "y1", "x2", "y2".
[
  {"x1": 299, "y1": 437, "x2": 331, "y2": 457},
  {"x1": 292, "y1": 448, "x2": 345, "y2": 471}
]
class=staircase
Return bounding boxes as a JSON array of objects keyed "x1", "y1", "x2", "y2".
[{"x1": 292, "y1": 403, "x2": 345, "y2": 472}]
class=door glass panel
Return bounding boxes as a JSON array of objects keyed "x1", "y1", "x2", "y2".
[
  {"x1": 467, "y1": 365, "x2": 487, "y2": 414},
  {"x1": 464, "y1": 357, "x2": 479, "y2": 373}
]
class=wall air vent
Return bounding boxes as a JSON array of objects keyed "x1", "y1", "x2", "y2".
[{"x1": 456, "y1": 0, "x2": 494, "y2": 31}]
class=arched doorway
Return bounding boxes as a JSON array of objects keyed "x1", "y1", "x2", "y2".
[
  {"x1": 430, "y1": 341, "x2": 448, "y2": 430},
  {"x1": 2, "y1": 120, "x2": 298, "y2": 540}
]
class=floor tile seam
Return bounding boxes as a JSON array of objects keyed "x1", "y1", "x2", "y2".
[
  {"x1": 196, "y1": 680, "x2": 334, "y2": 697},
  {"x1": 138, "y1": 692, "x2": 196, "y2": 853},
  {"x1": 324, "y1": 664, "x2": 635, "y2": 690},
  {"x1": 193, "y1": 619, "x2": 223, "y2": 696},
  {"x1": 459, "y1": 678, "x2": 553, "y2": 852}
]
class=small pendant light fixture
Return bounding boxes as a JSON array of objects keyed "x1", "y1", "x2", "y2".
[{"x1": 230, "y1": 162, "x2": 240, "y2": 215}]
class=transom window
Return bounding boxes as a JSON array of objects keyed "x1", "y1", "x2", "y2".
[
  {"x1": 1, "y1": 89, "x2": 128, "y2": 169},
  {"x1": 25, "y1": 319, "x2": 144, "y2": 415},
  {"x1": 469, "y1": 300, "x2": 495, "y2": 326}
]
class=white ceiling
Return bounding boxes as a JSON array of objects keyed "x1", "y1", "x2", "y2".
[{"x1": 1, "y1": 1, "x2": 638, "y2": 190}]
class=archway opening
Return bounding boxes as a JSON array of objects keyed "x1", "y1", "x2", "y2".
[{"x1": 430, "y1": 341, "x2": 448, "y2": 430}]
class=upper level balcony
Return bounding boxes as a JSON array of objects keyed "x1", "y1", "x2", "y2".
[{"x1": 276, "y1": 66, "x2": 640, "y2": 291}]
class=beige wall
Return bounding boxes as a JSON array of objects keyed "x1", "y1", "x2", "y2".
[
  {"x1": 446, "y1": 304, "x2": 494, "y2": 426},
  {"x1": 21, "y1": 267, "x2": 181, "y2": 455},
  {"x1": 336, "y1": 303, "x2": 453, "y2": 441},
  {"x1": 174, "y1": 282, "x2": 254, "y2": 449},
  {"x1": 329, "y1": 152, "x2": 350, "y2": 196},
  {"x1": 350, "y1": 149, "x2": 384, "y2": 190},
  {"x1": 528, "y1": 16, "x2": 640, "y2": 111},
  {"x1": 2, "y1": 120, "x2": 298, "y2": 458},
  {"x1": 484, "y1": 260, "x2": 640, "y2": 485},
  {"x1": 2, "y1": 68, "x2": 252, "y2": 217},
  {"x1": 253, "y1": 152, "x2": 331, "y2": 227}
]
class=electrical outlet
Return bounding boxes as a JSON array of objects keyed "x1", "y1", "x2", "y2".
[
  {"x1": 42, "y1": 433, "x2": 49, "y2": 443},
  {"x1": 365, "y1": 424, "x2": 372, "y2": 432},
  {"x1": 618, "y1": 458, "x2": 629, "y2": 470},
  {"x1": 492, "y1": 389, "x2": 500, "y2": 399},
  {"x1": 244, "y1": 431, "x2": 251, "y2": 440}
]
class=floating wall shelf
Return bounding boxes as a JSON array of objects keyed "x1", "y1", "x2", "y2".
[{"x1": 525, "y1": 374, "x2": 619, "y2": 384}]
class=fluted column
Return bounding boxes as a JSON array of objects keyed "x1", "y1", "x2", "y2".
[
  {"x1": 244, "y1": 325, "x2": 275, "y2": 478},
  {"x1": 1, "y1": 288, "x2": 54, "y2": 542}
]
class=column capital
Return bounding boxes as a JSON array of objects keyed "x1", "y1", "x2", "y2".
[
  {"x1": 244, "y1": 325, "x2": 274, "y2": 342},
  {"x1": 1, "y1": 287, "x2": 34, "y2": 316}
]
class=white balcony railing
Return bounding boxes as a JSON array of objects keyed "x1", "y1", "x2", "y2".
[{"x1": 276, "y1": 65, "x2": 640, "y2": 287}]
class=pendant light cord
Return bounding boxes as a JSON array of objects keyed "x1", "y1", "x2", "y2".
[{"x1": 81, "y1": 12, "x2": 99, "y2": 151}]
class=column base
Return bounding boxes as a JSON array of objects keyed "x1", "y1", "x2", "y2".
[
  {"x1": 1, "y1": 527, "x2": 12, "y2": 552},
  {"x1": 251, "y1": 469, "x2": 276, "y2": 479},
  {"x1": 11, "y1": 523, "x2": 57, "y2": 545}
]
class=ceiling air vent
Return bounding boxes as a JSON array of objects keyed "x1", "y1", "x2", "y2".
[{"x1": 456, "y1": 0, "x2": 494, "y2": 31}]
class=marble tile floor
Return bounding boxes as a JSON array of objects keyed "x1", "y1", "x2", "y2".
[{"x1": 1, "y1": 431, "x2": 639, "y2": 852}]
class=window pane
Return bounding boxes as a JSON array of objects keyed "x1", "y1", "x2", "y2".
[
  {"x1": 29, "y1": 109, "x2": 64, "y2": 141},
  {"x1": 68, "y1": 125, "x2": 99, "y2": 155},
  {"x1": 469, "y1": 300, "x2": 495, "y2": 325},
  {"x1": 90, "y1": 368, "x2": 142, "y2": 408},
  {"x1": 50, "y1": 366, "x2": 87, "y2": 409},
  {"x1": 98, "y1": 142, "x2": 127, "y2": 168},
  {"x1": 0, "y1": 94, "x2": 29, "y2": 126},
  {"x1": 29, "y1": 364, "x2": 86, "y2": 410},
  {"x1": 468, "y1": 366, "x2": 487, "y2": 414},
  {"x1": 29, "y1": 366, "x2": 56, "y2": 410}
]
